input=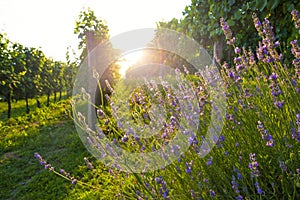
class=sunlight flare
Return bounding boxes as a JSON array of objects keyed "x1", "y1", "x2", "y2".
[{"x1": 117, "y1": 51, "x2": 144, "y2": 78}]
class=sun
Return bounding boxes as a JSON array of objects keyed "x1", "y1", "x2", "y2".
[{"x1": 118, "y1": 51, "x2": 144, "y2": 78}]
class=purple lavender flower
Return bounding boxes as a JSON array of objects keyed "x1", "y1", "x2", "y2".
[
  {"x1": 291, "y1": 10, "x2": 300, "y2": 33},
  {"x1": 257, "y1": 121, "x2": 274, "y2": 146},
  {"x1": 291, "y1": 39, "x2": 300, "y2": 81},
  {"x1": 248, "y1": 153, "x2": 260, "y2": 178},
  {"x1": 236, "y1": 64, "x2": 244, "y2": 72},
  {"x1": 155, "y1": 176, "x2": 163, "y2": 184},
  {"x1": 268, "y1": 73, "x2": 284, "y2": 109},
  {"x1": 155, "y1": 177, "x2": 169, "y2": 199},
  {"x1": 188, "y1": 133, "x2": 198, "y2": 146},
  {"x1": 266, "y1": 136, "x2": 274, "y2": 147},
  {"x1": 291, "y1": 127, "x2": 297, "y2": 140},
  {"x1": 34, "y1": 152, "x2": 42, "y2": 160},
  {"x1": 274, "y1": 100, "x2": 284, "y2": 109},
  {"x1": 254, "y1": 182, "x2": 264, "y2": 195},
  {"x1": 84, "y1": 157, "x2": 94, "y2": 170},
  {"x1": 44, "y1": 164, "x2": 51, "y2": 170},
  {"x1": 220, "y1": 18, "x2": 235, "y2": 45},
  {"x1": 34, "y1": 153, "x2": 78, "y2": 186},
  {"x1": 236, "y1": 195, "x2": 243, "y2": 200},
  {"x1": 136, "y1": 190, "x2": 141, "y2": 196},
  {"x1": 39, "y1": 160, "x2": 46, "y2": 166},
  {"x1": 59, "y1": 169, "x2": 69, "y2": 176},
  {"x1": 209, "y1": 189, "x2": 216, "y2": 198},
  {"x1": 34, "y1": 153, "x2": 49, "y2": 168},
  {"x1": 185, "y1": 162, "x2": 192, "y2": 175},
  {"x1": 235, "y1": 47, "x2": 241, "y2": 54},
  {"x1": 269, "y1": 73, "x2": 278, "y2": 80},
  {"x1": 244, "y1": 88, "x2": 253, "y2": 97},
  {"x1": 219, "y1": 135, "x2": 225, "y2": 142},
  {"x1": 133, "y1": 134, "x2": 142, "y2": 146},
  {"x1": 206, "y1": 158, "x2": 213, "y2": 166},
  {"x1": 172, "y1": 145, "x2": 180, "y2": 156},
  {"x1": 253, "y1": 13, "x2": 263, "y2": 36},
  {"x1": 290, "y1": 40, "x2": 300, "y2": 58},
  {"x1": 293, "y1": 114, "x2": 300, "y2": 142},
  {"x1": 190, "y1": 190, "x2": 195, "y2": 198},
  {"x1": 121, "y1": 133, "x2": 129, "y2": 142},
  {"x1": 274, "y1": 41, "x2": 280, "y2": 48},
  {"x1": 105, "y1": 80, "x2": 114, "y2": 93},
  {"x1": 71, "y1": 178, "x2": 78, "y2": 185},
  {"x1": 279, "y1": 160, "x2": 287, "y2": 172},
  {"x1": 96, "y1": 109, "x2": 105, "y2": 118},
  {"x1": 169, "y1": 116, "x2": 177, "y2": 127},
  {"x1": 163, "y1": 190, "x2": 169, "y2": 199},
  {"x1": 237, "y1": 172, "x2": 242, "y2": 180},
  {"x1": 231, "y1": 175, "x2": 240, "y2": 194},
  {"x1": 228, "y1": 70, "x2": 236, "y2": 79},
  {"x1": 292, "y1": 79, "x2": 297, "y2": 86},
  {"x1": 253, "y1": 14, "x2": 281, "y2": 62}
]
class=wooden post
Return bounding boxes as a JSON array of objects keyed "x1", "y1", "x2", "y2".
[{"x1": 86, "y1": 30, "x2": 98, "y2": 130}]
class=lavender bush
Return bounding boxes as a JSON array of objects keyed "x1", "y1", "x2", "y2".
[{"x1": 35, "y1": 10, "x2": 300, "y2": 199}]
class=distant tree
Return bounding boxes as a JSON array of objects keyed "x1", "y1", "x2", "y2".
[
  {"x1": 11, "y1": 42, "x2": 26, "y2": 103},
  {"x1": 159, "y1": 0, "x2": 300, "y2": 65},
  {"x1": 22, "y1": 47, "x2": 44, "y2": 113},
  {"x1": 64, "y1": 47, "x2": 78, "y2": 97},
  {"x1": 41, "y1": 58, "x2": 53, "y2": 106},
  {"x1": 74, "y1": 7, "x2": 110, "y2": 60},
  {"x1": 74, "y1": 7, "x2": 121, "y2": 107},
  {"x1": 0, "y1": 34, "x2": 14, "y2": 118},
  {"x1": 52, "y1": 61, "x2": 63, "y2": 102},
  {"x1": 33, "y1": 50, "x2": 47, "y2": 108},
  {"x1": 0, "y1": 31, "x2": 69, "y2": 117}
]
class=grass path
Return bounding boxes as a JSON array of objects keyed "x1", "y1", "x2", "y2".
[{"x1": 0, "y1": 100, "x2": 91, "y2": 199}]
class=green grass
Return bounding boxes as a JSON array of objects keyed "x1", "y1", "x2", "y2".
[
  {"x1": 0, "y1": 93, "x2": 68, "y2": 121},
  {"x1": 0, "y1": 97, "x2": 139, "y2": 200},
  {"x1": 0, "y1": 99, "x2": 88, "y2": 199}
]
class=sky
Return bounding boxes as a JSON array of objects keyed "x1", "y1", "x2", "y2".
[{"x1": 0, "y1": 0, "x2": 190, "y2": 62}]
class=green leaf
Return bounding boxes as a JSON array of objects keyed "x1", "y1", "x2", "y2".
[
  {"x1": 234, "y1": 10, "x2": 241, "y2": 20},
  {"x1": 228, "y1": 0, "x2": 235, "y2": 6},
  {"x1": 256, "y1": 0, "x2": 267, "y2": 12},
  {"x1": 287, "y1": 4, "x2": 295, "y2": 12},
  {"x1": 227, "y1": 19, "x2": 235, "y2": 26},
  {"x1": 267, "y1": 0, "x2": 279, "y2": 10}
]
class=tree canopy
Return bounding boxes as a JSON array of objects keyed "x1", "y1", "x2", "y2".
[{"x1": 158, "y1": 0, "x2": 300, "y2": 64}]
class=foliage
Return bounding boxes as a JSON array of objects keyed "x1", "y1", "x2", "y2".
[
  {"x1": 0, "y1": 34, "x2": 77, "y2": 118},
  {"x1": 74, "y1": 7, "x2": 110, "y2": 60},
  {"x1": 73, "y1": 7, "x2": 121, "y2": 106},
  {"x1": 51, "y1": 9, "x2": 300, "y2": 199},
  {"x1": 158, "y1": 0, "x2": 300, "y2": 64},
  {"x1": 2, "y1": 4, "x2": 300, "y2": 200}
]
